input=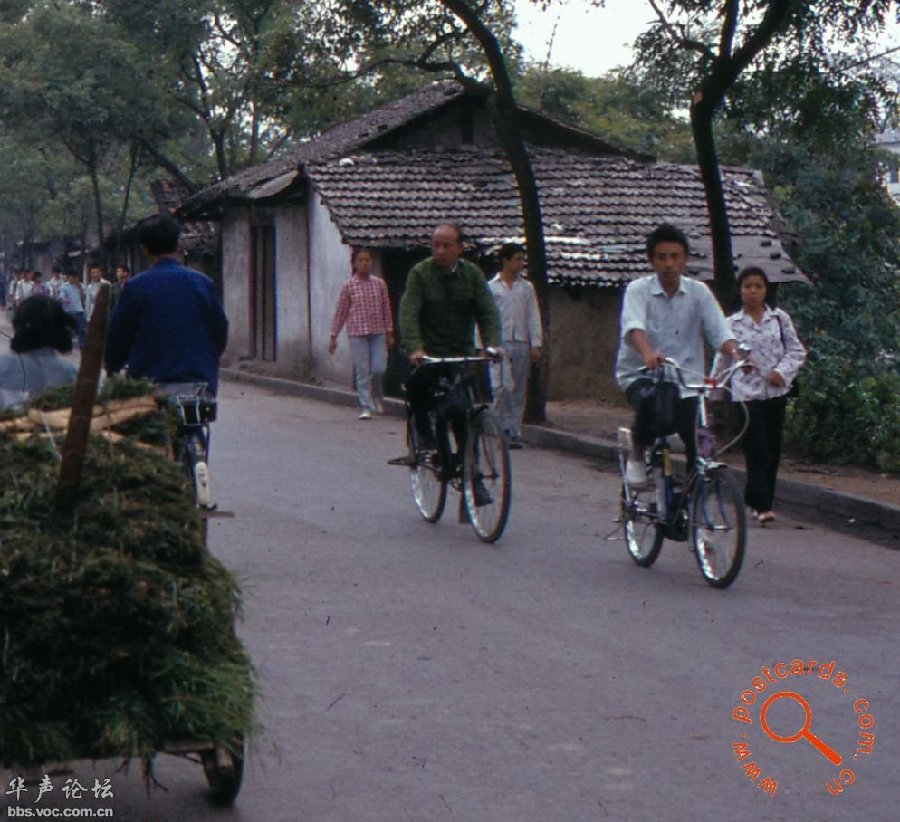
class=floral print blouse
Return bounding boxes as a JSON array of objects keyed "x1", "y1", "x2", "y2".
[{"x1": 716, "y1": 307, "x2": 807, "y2": 401}]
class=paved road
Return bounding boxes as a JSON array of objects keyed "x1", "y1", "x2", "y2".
[{"x1": 5, "y1": 382, "x2": 898, "y2": 821}]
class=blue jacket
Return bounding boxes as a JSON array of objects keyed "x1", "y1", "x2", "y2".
[{"x1": 105, "y1": 258, "x2": 228, "y2": 393}]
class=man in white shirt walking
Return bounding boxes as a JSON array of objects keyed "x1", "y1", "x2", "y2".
[
  {"x1": 84, "y1": 262, "x2": 104, "y2": 321},
  {"x1": 488, "y1": 242, "x2": 542, "y2": 448}
]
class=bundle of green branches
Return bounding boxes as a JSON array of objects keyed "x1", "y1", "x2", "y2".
[{"x1": 0, "y1": 423, "x2": 254, "y2": 764}]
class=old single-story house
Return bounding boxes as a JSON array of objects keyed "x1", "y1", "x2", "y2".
[{"x1": 179, "y1": 80, "x2": 805, "y2": 399}]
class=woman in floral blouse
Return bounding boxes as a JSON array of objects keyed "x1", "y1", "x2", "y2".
[{"x1": 721, "y1": 267, "x2": 806, "y2": 524}]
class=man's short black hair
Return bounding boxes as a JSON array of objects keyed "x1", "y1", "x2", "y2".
[
  {"x1": 89, "y1": 261, "x2": 102, "y2": 270},
  {"x1": 646, "y1": 224, "x2": 689, "y2": 257},
  {"x1": 499, "y1": 242, "x2": 525, "y2": 261},
  {"x1": 11, "y1": 295, "x2": 75, "y2": 354},
  {"x1": 138, "y1": 215, "x2": 181, "y2": 255}
]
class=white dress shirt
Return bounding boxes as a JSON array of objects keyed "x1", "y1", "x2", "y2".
[
  {"x1": 616, "y1": 273, "x2": 733, "y2": 397},
  {"x1": 488, "y1": 273, "x2": 542, "y2": 346}
]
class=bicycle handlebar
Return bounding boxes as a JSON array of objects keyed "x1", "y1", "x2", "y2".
[
  {"x1": 418, "y1": 348, "x2": 501, "y2": 366},
  {"x1": 629, "y1": 348, "x2": 751, "y2": 394}
]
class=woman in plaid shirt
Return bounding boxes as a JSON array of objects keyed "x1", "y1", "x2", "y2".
[{"x1": 328, "y1": 248, "x2": 395, "y2": 418}]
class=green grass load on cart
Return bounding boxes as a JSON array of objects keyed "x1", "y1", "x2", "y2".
[{"x1": 0, "y1": 383, "x2": 254, "y2": 765}]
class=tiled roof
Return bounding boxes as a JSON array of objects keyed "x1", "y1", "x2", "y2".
[
  {"x1": 180, "y1": 81, "x2": 468, "y2": 214},
  {"x1": 308, "y1": 147, "x2": 805, "y2": 285}
]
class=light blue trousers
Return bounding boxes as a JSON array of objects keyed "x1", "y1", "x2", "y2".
[
  {"x1": 349, "y1": 334, "x2": 387, "y2": 411},
  {"x1": 491, "y1": 340, "x2": 530, "y2": 437}
]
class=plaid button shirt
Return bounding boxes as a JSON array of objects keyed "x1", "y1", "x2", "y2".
[{"x1": 330, "y1": 274, "x2": 394, "y2": 338}]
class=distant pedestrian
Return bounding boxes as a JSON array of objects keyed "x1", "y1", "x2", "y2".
[
  {"x1": 7, "y1": 271, "x2": 21, "y2": 310},
  {"x1": 488, "y1": 242, "x2": 542, "y2": 448},
  {"x1": 328, "y1": 248, "x2": 395, "y2": 419},
  {"x1": 58, "y1": 271, "x2": 86, "y2": 348},
  {"x1": 715, "y1": 266, "x2": 806, "y2": 525},
  {"x1": 31, "y1": 271, "x2": 46, "y2": 297},
  {"x1": 48, "y1": 267, "x2": 64, "y2": 300},
  {"x1": 14, "y1": 270, "x2": 35, "y2": 308},
  {"x1": 110, "y1": 263, "x2": 130, "y2": 312},
  {"x1": 84, "y1": 262, "x2": 105, "y2": 321}
]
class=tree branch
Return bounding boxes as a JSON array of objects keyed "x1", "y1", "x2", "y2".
[
  {"x1": 647, "y1": 0, "x2": 715, "y2": 60},
  {"x1": 729, "y1": 0, "x2": 795, "y2": 81},
  {"x1": 718, "y1": 0, "x2": 739, "y2": 60},
  {"x1": 135, "y1": 139, "x2": 197, "y2": 193}
]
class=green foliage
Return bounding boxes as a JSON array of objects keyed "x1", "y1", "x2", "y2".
[
  {"x1": 785, "y1": 357, "x2": 900, "y2": 472},
  {"x1": 720, "y1": 64, "x2": 900, "y2": 470},
  {"x1": 515, "y1": 65, "x2": 695, "y2": 160}
]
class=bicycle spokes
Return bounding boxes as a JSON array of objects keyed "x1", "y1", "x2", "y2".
[{"x1": 691, "y1": 468, "x2": 746, "y2": 588}]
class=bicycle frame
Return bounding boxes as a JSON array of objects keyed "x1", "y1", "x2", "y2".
[
  {"x1": 156, "y1": 383, "x2": 217, "y2": 510},
  {"x1": 617, "y1": 352, "x2": 750, "y2": 587},
  {"x1": 415, "y1": 356, "x2": 494, "y2": 478},
  {"x1": 395, "y1": 353, "x2": 511, "y2": 542}
]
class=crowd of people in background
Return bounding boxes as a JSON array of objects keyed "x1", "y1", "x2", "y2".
[{"x1": 2, "y1": 261, "x2": 130, "y2": 350}]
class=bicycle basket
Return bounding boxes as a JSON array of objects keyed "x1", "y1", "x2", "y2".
[{"x1": 633, "y1": 379, "x2": 679, "y2": 438}]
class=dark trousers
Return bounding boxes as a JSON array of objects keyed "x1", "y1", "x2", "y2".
[
  {"x1": 741, "y1": 397, "x2": 787, "y2": 512},
  {"x1": 405, "y1": 365, "x2": 467, "y2": 447},
  {"x1": 626, "y1": 379, "x2": 699, "y2": 471}
]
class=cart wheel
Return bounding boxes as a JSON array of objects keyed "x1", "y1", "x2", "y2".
[{"x1": 201, "y1": 736, "x2": 245, "y2": 806}]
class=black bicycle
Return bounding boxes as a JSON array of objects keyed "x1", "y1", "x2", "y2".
[
  {"x1": 617, "y1": 353, "x2": 751, "y2": 588},
  {"x1": 391, "y1": 355, "x2": 511, "y2": 543},
  {"x1": 155, "y1": 382, "x2": 217, "y2": 511}
]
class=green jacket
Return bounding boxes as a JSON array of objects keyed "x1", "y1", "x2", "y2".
[{"x1": 399, "y1": 257, "x2": 500, "y2": 356}]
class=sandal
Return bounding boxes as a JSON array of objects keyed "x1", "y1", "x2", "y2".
[{"x1": 757, "y1": 511, "x2": 775, "y2": 524}]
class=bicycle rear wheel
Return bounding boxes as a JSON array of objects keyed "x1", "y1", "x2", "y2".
[
  {"x1": 181, "y1": 432, "x2": 211, "y2": 508},
  {"x1": 463, "y1": 411, "x2": 511, "y2": 543},
  {"x1": 616, "y1": 438, "x2": 664, "y2": 567},
  {"x1": 690, "y1": 466, "x2": 746, "y2": 588},
  {"x1": 408, "y1": 422, "x2": 447, "y2": 523}
]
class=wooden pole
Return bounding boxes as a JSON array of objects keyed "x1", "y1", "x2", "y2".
[{"x1": 56, "y1": 282, "x2": 110, "y2": 511}]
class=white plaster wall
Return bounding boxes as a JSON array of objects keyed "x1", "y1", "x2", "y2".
[
  {"x1": 221, "y1": 210, "x2": 251, "y2": 359},
  {"x1": 274, "y1": 205, "x2": 310, "y2": 374},
  {"x1": 307, "y1": 188, "x2": 386, "y2": 387}
]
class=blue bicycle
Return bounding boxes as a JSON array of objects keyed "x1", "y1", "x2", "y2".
[{"x1": 617, "y1": 352, "x2": 751, "y2": 588}]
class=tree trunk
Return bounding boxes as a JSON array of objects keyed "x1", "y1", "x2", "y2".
[
  {"x1": 690, "y1": 100, "x2": 735, "y2": 309},
  {"x1": 89, "y1": 159, "x2": 105, "y2": 271},
  {"x1": 441, "y1": 0, "x2": 550, "y2": 422},
  {"x1": 115, "y1": 142, "x2": 140, "y2": 269},
  {"x1": 56, "y1": 282, "x2": 110, "y2": 511}
]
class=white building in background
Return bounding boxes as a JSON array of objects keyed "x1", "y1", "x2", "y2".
[{"x1": 876, "y1": 128, "x2": 900, "y2": 204}]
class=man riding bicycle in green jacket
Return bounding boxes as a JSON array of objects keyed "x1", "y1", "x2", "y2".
[{"x1": 399, "y1": 223, "x2": 501, "y2": 503}]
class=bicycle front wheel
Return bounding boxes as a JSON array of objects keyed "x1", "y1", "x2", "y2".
[
  {"x1": 463, "y1": 411, "x2": 511, "y2": 543},
  {"x1": 408, "y1": 423, "x2": 447, "y2": 523},
  {"x1": 690, "y1": 466, "x2": 746, "y2": 588},
  {"x1": 622, "y1": 484, "x2": 664, "y2": 567}
]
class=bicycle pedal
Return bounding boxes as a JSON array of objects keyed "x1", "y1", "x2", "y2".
[{"x1": 199, "y1": 508, "x2": 234, "y2": 519}]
